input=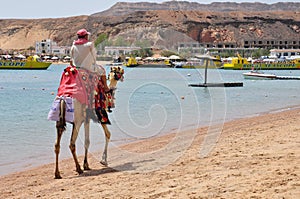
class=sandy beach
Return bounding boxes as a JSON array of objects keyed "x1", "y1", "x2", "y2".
[{"x1": 1, "y1": 108, "x2": 299, "y2": 199}]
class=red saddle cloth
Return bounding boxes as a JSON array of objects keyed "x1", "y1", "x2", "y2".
[{"x1": 57, "y1": 66, "x2": 106, "y2": 109}]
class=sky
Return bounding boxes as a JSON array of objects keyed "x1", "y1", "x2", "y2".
[{"x1": 0, "y1": 0, "x2": 298, "y2": 19}]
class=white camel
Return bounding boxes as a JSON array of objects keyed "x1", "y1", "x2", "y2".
[{"x1": 54, "y1": 65, "x2": 124, "y2": 179}]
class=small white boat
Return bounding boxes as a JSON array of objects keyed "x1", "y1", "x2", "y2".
[{"x1": 242, "y1": 71, "x2": 277, "y2": 80}]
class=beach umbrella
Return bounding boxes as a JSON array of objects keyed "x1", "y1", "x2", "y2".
[
  {"x1": 2, "y1": 54, "x2": 12, "y2": 59},
  {"x1": 168, "y1": 55, "x2": 181, "y2": 60},
  {"x1": 43, "y1": 56, "x2": 50, "y2": 59},
  {"x1": 144, "y1": 57, "x2": 154, "y2": 61},
  {"x1": 158, "y1": 56, "x2": 168, "y2": 60},
  {"x1": 16, "y1": 54, "x2": 26, "y2": 59}
]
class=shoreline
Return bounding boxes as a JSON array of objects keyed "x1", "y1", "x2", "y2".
[
  {"x1": 1, "y1": 107, "x2": 299, "y2": 198},
  {"x1": 2, "y1": 103, "x2": 298, "y2": 177}
]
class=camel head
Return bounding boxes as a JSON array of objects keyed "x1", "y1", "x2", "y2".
[{"x1": 108, "y1": 66, "x2": 124, "y2": 88}]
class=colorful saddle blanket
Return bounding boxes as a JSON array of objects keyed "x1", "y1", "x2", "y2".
[{"x1": 56, "y1": 66, "x2": 110, "y2": 124}]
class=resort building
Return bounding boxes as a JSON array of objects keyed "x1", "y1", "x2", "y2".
[
  {"x1": 177, "y1": 38, "x2": 300, "y2": 57},
  {"x1": 269, "y1": 49, "x2": 300, "y2": 59},
  {"x1": 104, "y1": 46, "x2": 141, "y2": 56},
  {"x1": 177, "y1": 42, "x2": 206, "y2": 54},
  {"x1": 177, "y1": 42, "x2": 256, "y2": 55},
  {"x1": 243, "y1": 39, "x2": 300, "y2": 49},
  {"x1": 178, "y1": 39, "x2": 300, "y2": 53},
  {"x1": 35, "y1": 39, "x2": 70, "y2": 56}
]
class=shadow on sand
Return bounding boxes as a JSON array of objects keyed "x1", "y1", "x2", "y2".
[{"x1": 76, "y1": 158, "x2": 155, "y2": 177}]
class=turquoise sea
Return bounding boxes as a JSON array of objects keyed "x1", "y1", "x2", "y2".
[{"x1": 1, "y1": 64, "x2": 300, "y2": 176}]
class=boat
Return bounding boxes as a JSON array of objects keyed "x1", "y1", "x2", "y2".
[
  {"x1": 124, "y1": 56, "x2": 139, "y2": 67},
  {"x1": 108, "y1": 56, "x2": 124, "y2": 67},
  {"x1": 222, "y1": 50, "x2": 300, "y2": 70},
  {"x1": 0, "y1": 55, "x2": 52, "y2": 70},
  {"x1": 108, "y1": 56, "x2": 139, "y2": 67},
  {"x1": 243, "y1": 70, "x2": 300, "y2": 80},
  {"x1": 242, "y1": 71, "x2": 277, "y2": 80}
]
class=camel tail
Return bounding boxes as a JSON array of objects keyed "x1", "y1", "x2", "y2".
[{"x1": 56, "y1": 99, "x2": 66, "y2": 131}]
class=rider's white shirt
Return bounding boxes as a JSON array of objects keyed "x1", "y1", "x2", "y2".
[{"x1": 71, "y1": 41, "x2": 98, "y2": 72}]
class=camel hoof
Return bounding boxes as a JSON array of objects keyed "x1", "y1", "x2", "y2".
[
  {"x1": 100, "y1": 160, "x2": 108, "y2": 167},
  {"x1": 76, "y1": 167, "x2": 83, "y2": 174},
  {"x1": 55, "y1": 173, "x2": 62, "y2": 179},
  {"x1": 84, "y1": 165, "x2": 91, "y2": 170}
]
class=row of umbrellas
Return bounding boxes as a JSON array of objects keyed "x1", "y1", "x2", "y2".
[
  {"x1": 42, "y1": 55, "x2": 70, "y2": 60},
  {"x1": 127, "y1": 55, "x2": 181, "y2": 61},
  {"x1": 1, "y1": 54, "x2": 71, "y2": 60},
  {"x1": 1, "y1": 54, "x2": 25, "y2": 59}
]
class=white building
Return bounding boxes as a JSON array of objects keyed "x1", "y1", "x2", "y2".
[
  {"x1": 104, "y1": 46, "x2": 141, "y2": 56},
  {"x1": 269, "y1": 49, "x2": 300, "y2": 59},
  {"x1": 35, "y1": 39, "x2": 70, "y2": 56}
]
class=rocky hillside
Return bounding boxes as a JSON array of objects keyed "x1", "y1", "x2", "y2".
[
  {"x1": 93, "y1": 1, "x2": 300, "y2": 17},
  {"x1": 0, "y1": 1, "x2": 299, "y2": 50}
]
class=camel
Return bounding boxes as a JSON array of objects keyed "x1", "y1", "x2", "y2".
[{"x1": 53, "y1": 65, "x2": 124, "y2": 179}]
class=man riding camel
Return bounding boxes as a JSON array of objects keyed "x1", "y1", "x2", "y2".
[
  {"x1": 56, "y1": 28, "x2": 111, "y2": 124},
  {"x1": 49, "y1": 29, "x2": 124, "y2": 178}
]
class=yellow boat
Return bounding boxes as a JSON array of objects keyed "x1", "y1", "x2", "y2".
[
  {"x1": 222, "y1": 54, "x2": 300, "y2": 70},
  {"x1": 0, "y1": 55, "x2": 52, "y2": 70},
  {"x1": 124, "y1": 56, "x2": 139, "y2": 67}
]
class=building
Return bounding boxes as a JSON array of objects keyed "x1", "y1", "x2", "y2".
[
  {"x1": 177, "y1": 38, "x2": 300, "y2": 57},
  {"x1": 178, "y1": 42, "x2": 244, "y2": 56},
  {"x1": 243, "y1": 39, "x2": 300, "y2": 49},
  {"x1": 269, "y1": 49, "x2": 300, "y2": 59},
  {"x1": 35, "y1": 39, "x2": 70, "y2": 56},
  {"x1": 104, "y1": 46, "x2": 141, "y2": 56}
]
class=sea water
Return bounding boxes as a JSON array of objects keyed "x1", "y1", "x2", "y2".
[{"x1": 1, "y1": 64, "x2": 300, "y2": 176}]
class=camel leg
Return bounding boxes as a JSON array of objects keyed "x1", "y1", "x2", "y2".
[
  {"x1": 54, "y1": 99, "x2": 66, "y2": 179},
  {"x1": 54, "y1": 126, "x2": 64, "y2": 179},
  {"x1": 69, "y1": 123, "x2": 83, "y2": 175},
  {"x1": 83, "y1": 120, "x2": 91, "y2": 170},
  {"x1": 100, "y1": 124, "x2": 111, "y2": 166}
]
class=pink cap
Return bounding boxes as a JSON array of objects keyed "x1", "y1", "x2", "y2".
[{"x1": 77, "y1": 29, "x2": 90, "y2": 36}]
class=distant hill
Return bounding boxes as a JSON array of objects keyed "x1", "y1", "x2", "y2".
[
  {"x1": 92, "y1": 1, "x2": 300, "y2": 17},
  {"x1": 0, "y1": 1, "x2": 299, "y2": 50}
]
